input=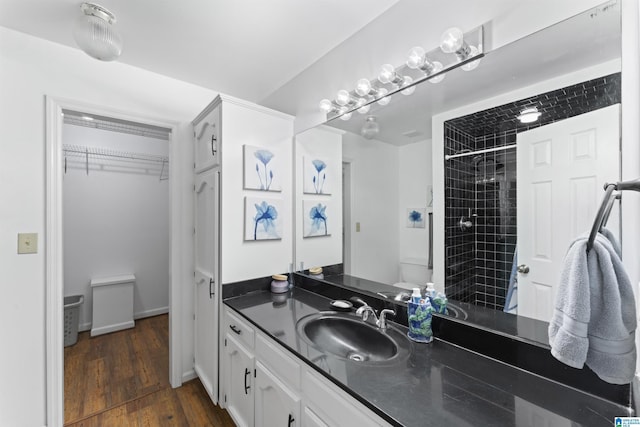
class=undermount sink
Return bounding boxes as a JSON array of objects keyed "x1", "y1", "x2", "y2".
[{"x1": 297, "y1": 312, "x2": 405, "y2": 363}]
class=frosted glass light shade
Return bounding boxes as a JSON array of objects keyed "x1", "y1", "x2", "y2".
[
  {"x1": 319, "y1": 99, "x2": 334, "y2": 113},
  {"x1": 73, "y1": 3, "x2": 123, "y2": 61},
  {"x1": 361, "y1": 116, "x2": 380, "y2": 139},
  {"x1": 406, "y1": 46, "x2": 426, "y2": 69},
  {"x1": 336, "y1": 89, "x2": 352, "y2": 106},
  {"x1": 355, "y1": 78, "x2": 372, "y2": 96}
]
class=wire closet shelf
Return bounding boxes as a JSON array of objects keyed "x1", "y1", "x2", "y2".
[{"x1": 63, "y1": 144, "x2": 169, "y2": 180}]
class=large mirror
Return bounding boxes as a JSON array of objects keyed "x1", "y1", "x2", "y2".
[{"x1": 294, "y1": 1, "x2": 623, "y2": 345}]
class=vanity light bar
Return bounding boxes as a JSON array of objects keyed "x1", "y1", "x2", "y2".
[{"x1": 319, "y1": 25, "x2": 484, "y2": 121}]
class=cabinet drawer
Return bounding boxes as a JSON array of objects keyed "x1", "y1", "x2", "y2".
[
  {"x1": 224, "y1": 307, "x2": 255, "y2": 350},
  {"x1": 256, "y1": 333, "x2": 301, "y2": 391}
]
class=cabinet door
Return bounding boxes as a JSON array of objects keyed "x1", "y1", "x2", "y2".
[
  {"x1": 194, "y1": 106, "x2": 220, "y2": 172},
  {"x1": 224, "y1": 335, "x2": 255, "y2": 427},
  {"x1": 194, "y1": 169, "x2": 220, "y2": 404},
  {"x1": 255, "y1": 361, "x2": 301, "y2": 427}
]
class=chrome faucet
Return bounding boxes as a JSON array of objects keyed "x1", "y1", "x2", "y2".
[
  {"x1": 377, "y1": 309, "x2": 396, "y2": 330},
  {"x1": 355, "y1": 305, "x2": 378, "y2": 324}
]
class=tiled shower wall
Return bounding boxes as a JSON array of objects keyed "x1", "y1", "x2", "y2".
[{"x1": 444, "y1": 73, "x2": 621, "y2": 311}]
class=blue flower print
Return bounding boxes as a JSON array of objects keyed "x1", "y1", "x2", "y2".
[
  {"x1": 253, "y1": 201, "x2": 278, "y2": 240},
  {"x1": 309, "y1": 203, "x2": 328, "y2": 236},
  {"x1": 408, "y1": 210, "x2": 423, "y2": 228},
  {"x1": 254, "y1": 149, "x2": 275, "y2": 190},
  {"x1": 311, "y1": 159, "x2": 327, "y2": 194}
]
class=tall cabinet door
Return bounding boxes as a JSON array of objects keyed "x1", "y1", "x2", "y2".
[{"x1": 194, "y1": 168, "x2": 220, "y2": 404}]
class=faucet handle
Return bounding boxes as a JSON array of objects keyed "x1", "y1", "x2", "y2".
[{"x1": 377, "y1": 309, "x2": 396, "y2": 329}]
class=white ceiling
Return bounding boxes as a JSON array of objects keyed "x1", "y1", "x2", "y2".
[{"x1": 0, "y1": 0, "x2": 398, "y2": 102}]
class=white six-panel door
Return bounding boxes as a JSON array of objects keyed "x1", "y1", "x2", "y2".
[
  {"x1": 194, "y1": 168, "x2": 220, "y2": 403},
  {"x1": 517, "y1": 104, "x2": 620, "y2": 321}
]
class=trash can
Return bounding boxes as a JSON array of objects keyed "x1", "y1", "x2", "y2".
[{"x1": 64, "y1": 295, "x2": 84, "y2": 347}]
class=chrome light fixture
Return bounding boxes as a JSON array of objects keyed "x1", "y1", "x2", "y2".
[
  {"x1": 361, "y1": 116, "x2": 380, "y2": 140},
  {"x1": 517, "y1": 107, "x2": 542, "y2": 123},
  {"x1": 319, "y1": 25, "x2": 483, "y2": 121},
  {"x1": 73, "y1": 2, "x2": 123, "y2": 61}
]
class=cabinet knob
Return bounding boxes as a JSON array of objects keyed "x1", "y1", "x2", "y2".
[{"x1": 229, "y1": 325, "x2": 242, "y2": 335}]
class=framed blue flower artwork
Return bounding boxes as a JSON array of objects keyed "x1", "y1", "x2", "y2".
[
  {"x1": 244, "y1": 197, "x2": 283, "y2": 241},
  {"x1": 243, "y1": 145, "x2": 281, "y2": 192},
  {"x1": 406, "y1": 208, "x2": 426, "y2": 228},
  {"x1": 303, "y1": 156, "x2": 331, "y2": 195},
  {"x1": 303, "y1": 199, "x2": 331, "y2": 238}
]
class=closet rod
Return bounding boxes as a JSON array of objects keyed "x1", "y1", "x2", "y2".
[{"x1": 445, "y1": 143, "x2": 517, "y2": 161}]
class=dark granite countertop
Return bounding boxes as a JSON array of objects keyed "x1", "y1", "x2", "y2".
[{"x1": 224, "y1": 287, "x2": 629, "y2": 427}]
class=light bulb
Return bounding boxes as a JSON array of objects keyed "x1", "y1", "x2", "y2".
[
  {"x1": 319, "y1": 99, "x2": 334, "y2": 113},
  {"x1": 401, "y1": 76, "x2": 415, "y2": 96},
  {"x1": 361, "y1": 116, "x2": 380, "y2": 140},
  {"x1": 336, "y1": 89, "x2": 352, "y2": 106},
  {"x1": 440, "y1": 27, "x2": 464, "y2": 53},
  {"x1": 355, "y1": 78, "x2": 372, "y2": 97},
  {"x1": 356, "y1": 98, "x2": 370, "y2": 114},
  {"x1": 428, "y1": 61, "x2": 445, "y2": 84},
  {"x1": 406, "y1": 46, "x2": 426, "y2": 69},
  {"x1": 376, "y1": 88, "x2": 390, "y2": 106},
  {"x1": 461, "y1": 46, "x2": 481, "y2": 71},
  {"x1": 378, "y1": 64, "x2": 398, "y2": 84},
  {"x1": 340, "y1": 111, "x2": 352, "y2": 121}
]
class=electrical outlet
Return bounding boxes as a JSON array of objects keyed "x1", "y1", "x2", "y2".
[{"x1": 18, "y1": 233, "x2": 38, "y2": 254}]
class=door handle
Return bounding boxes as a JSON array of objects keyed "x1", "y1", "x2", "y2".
[
  {"x1": 211, "y1": 133, "x2": 217, "y2": 156},
  {"x1": 288, "y1": 414, "x2": 295, "y2": 427},
  {"x1": 244, "y1": 368, "x2": 251, "y2": 394},
  {"x1": 517, "y1": 264, "x2": 530, "y2": 274},
  {"x1": 209, "y1": 277, "x2": 215, "y2": 299}
]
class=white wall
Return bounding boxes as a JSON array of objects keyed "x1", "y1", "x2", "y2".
[
  {"x1": 63, "y1": 125, "x2": 170, "y2": 331},
  {"x1": 219, "y1": 99, "x2": 294, "y2": 284},
  {"x1": 398, "y1": 139, "x2": 432, "y2": 279},
  {"x1": 431, "y1": 60, "x2": 622, "y2": 289},
  {"x1": 295, "y1": 126, "x2": 343, "y2": 270},
  {"x1": 342, "y1": 132, "x2": 399, "y2": 284},
  {"x1": 0, "y1": 26, "x2": 215, "y2": 427}
]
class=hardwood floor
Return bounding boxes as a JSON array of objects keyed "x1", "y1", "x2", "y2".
[{"x1": 64, "y1": 314, "x2": 234, "y2": 426}]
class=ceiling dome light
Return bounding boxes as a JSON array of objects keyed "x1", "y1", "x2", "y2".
[
  {"x1": 517, "y1": 107, "x2": 542, "y2": 123},
  {"x1": 361, "y1": 116, "x2": 380, "y2": 140},
  {"x1": 73, "y1": 2, "x2": 123, "y2": 61}
]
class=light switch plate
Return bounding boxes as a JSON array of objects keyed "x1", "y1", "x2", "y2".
[{"x1": 18, "y1": 233, "x2": 38, "y2": 254}]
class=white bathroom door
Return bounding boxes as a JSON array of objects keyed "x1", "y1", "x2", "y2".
[
  {"x1": 194, "y1": 167, "x2": 220, "y2": 404},
  {"x1": 517, "y1": 104, "x2": 620, "y2": 321}
]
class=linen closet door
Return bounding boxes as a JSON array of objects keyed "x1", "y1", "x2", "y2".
[{"x1": 194, "y1": 167, "x2": 220, "y2": 404}]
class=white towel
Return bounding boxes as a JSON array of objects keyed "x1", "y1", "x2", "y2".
[{"x1": 548, "y1": 233, "x2": 636, "y2": 384}]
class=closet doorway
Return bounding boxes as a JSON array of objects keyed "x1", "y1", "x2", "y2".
[
  {"x1": 45, "y1": 97, "x2": 184, "y2": 426},
  {"x1": 61, "y1": 110, "x2": 171, "y2": 423}
]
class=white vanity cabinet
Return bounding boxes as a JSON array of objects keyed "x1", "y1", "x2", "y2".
[{"x1": 222, "y1": 306, "x2": 390, "y2": 427}]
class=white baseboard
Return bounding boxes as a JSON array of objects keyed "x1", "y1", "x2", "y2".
[
  {"x1": 134, "y1": 306, "x2": 169, "y2": 320},
  {"x1": 90, "y1": 320, "x2": 135, "y2": 337},
  {"x1": 182, "y1": 369, "x2": 197, "y2": 384}
]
